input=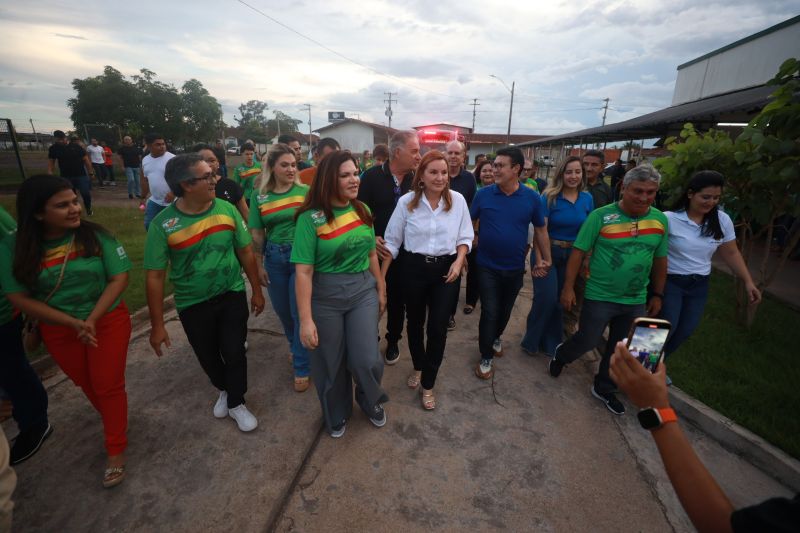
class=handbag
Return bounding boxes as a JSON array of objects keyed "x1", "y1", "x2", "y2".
[{"x1": 21, "y1": 235, "x2": 74, "y2": 353}]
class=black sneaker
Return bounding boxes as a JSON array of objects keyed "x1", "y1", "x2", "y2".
[
  {"x1": 369, "y1": 405, "x2": 387, "y2": 427},
  {"x1": 330, "y1": 421, "x2": 346, "y2": 438},
  {"x1": 128, "y1": 194, "x2": 134, "y2": 199},
  {"x1": 10, "y1": 423, "x2": 53, "y2": 465},
  {"x1": 384, "y1": 342, "x2": 400, "y2": 365},
  {"x1": 591, "y1": 386, "x2": 625, "y2": 415},
  {"x1": 447, "y1": 316, "x2": 456, "y2": 331},
  {"x1": 548, "y1": 357, "x2": 564, "y2": 377}
]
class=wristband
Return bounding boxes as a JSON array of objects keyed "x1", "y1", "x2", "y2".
[{"x1": 637, "y1": 407, "x2": 677, "y2": 430}]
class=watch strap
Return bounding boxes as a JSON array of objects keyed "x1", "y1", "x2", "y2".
[{"x1": 658, "y1": 407, "x2": 677, "y2": 424}]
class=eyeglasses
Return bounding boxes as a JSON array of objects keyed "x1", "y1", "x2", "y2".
[{"x1": 185, "y1": 172, "x2": 216, "y2": 186}]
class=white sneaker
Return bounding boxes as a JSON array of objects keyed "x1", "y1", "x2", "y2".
[
  {"x1": 492, "y1": 338, "x2": 504, "y2": 358},
  {"x1": 213, "y1": 391, "x2": 228, "y2": 418},
  {"x1": 229, "y1": 404, "x2": 258, "y2": 432}
]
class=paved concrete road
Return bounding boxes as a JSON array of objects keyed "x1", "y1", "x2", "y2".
[{"x1": 5, "y1": 279, "x2": 792, "y2": 532}]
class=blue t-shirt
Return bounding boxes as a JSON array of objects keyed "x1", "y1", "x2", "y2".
[
  {"x1": 471, "y1": 183, "x2": 545, "y2": 271},
  {"x1": 542, "y1": 191, "x2": 594, "y2": 242}
]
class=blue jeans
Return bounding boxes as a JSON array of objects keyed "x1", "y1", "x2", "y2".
[
  {"x1": 68, "y1": 175, "x2": 92, "y2": 211},
  {"x1": 555, "y1": 298, "x2": 645, "y2": 394},
  {"x1": 477, "y1": 266, "x2": 524, "y2": 359},
  {"x1": 521, "y1": 245, "x2": 570, "y2": 356},
  {"x1": 659, "y1": 274, "x2": 710, "y2": 357},
  {"x1": 264, "y1": 242, "x2": 310, "y2": 377},
  {"x1": 125, "y1": 166, "x2": 141, "y2": 197},
  {"x1": 144, "y1": 199, "x2": 167, "y2": 230}
]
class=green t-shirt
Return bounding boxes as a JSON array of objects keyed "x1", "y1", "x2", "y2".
[
  {"x1": 522, "y1": 178, "x2": 539, "y2": 192},
  {"x1": 291, "y1": 203, "x2": 376, "y2": 273},
  {"x1": 233, "y1": 161, "x2": 262, "y2": 202},
  {"x1": 248, "y1": 183, "x2": 308, "y2": 244},
  {"x1": 144, "y1": 199, "x2": 252, "y2": 311},
  {"x1": 0, "y1": 230, "x2": 131, "y2": 321},
  {"x1": 0, "y1": 207, "x2": 17, "y2": 324},
  {"x1": 574, "y1": 202, "x2": 668, "y2": 304}
]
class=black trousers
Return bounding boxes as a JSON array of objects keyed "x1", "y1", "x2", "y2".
[
  {"x1": 178, "y1": 291, "x2": 249, "y2": 408},
  {"x1": 384, "y1": 253, "x2": 406, "y2": 343},
  {"x1": 404, "y1": 254, "x2": 459, "y2": 390},
  {"x1": 0, "y1": 315, "x2": 49, "y2": 433},
  {"x1": 448, "y1": 247, "x2": 479, "y2": 316}
]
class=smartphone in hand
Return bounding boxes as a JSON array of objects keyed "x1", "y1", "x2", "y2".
[{"x1": 626, "y1": 318, "x2": 672, "y2": 373}]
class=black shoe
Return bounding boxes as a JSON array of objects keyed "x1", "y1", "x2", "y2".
[
  {"x1": 548, "y1": 357, "x2": 564, "y2": 377},
  {"x1": 128, "y1": 194, "x2": 134, "y2": 199},
  {"x1": 10, "y1": 423, "x2": 53, "y2": 465},
  {"x1": 447, "y1": 316, "x2": 456, "y2": 331},
  {"x1": 369, "y1": 404, "x2": 387, "y2": 427},
  {"x1": 591, "y1": 386, "x2": 625, "y2": 415},
  {"x1": 384, "y1": 342, "x2": 400, "y2": 365},
  {"x1": 86, "y1": 208, "x2": 93, "y2": 216}
]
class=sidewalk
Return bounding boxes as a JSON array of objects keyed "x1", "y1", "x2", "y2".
[{"x1": 4, "y1": 277, "x2": 794, "y2": 532}]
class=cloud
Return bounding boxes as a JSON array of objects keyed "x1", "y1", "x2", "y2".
[{"x1": 54, "y1": 33, "x2": 86, "y2": 40}]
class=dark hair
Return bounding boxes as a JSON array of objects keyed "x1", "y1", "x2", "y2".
[
  {"x1": 295, "y1": 151, "x2": 372, "y2": 227},
  {"x1": 474, "y1": 159, "x2": 493, "y2": 183},
  {"x1": 278, "y1": 134, "x2": 297, "y2": 145},
  {"x1": 670, "y1": 170, "x2": 726, "y2": 240},
  {"x1": 144, "y1": 132, "x2": 164, "y2": 145},
  {"x1": 582, "y1": 149, "x2": 605, "y2": 163},
  {"x1": 407, "y1": 151, "x2": 452, "y2": 212},
  {"x1": 241, "y1": 142, "x2": 255, "y2": 153},
  {"x1": 191, "y1": 143, "x2": 213, "y2": 153},
  {"x1": 13, "y1": 175, "x2": 107, "y2": 290},
  {"x1": 165, "y1": 153, "x2": 205, "y2": 197},
  {"x1": 495, "y1": 147, "x2": 525, "y2": 176},
  {"x1": 373, "y1": 144, "x2": 389, "y2": 160},
  {"x1": 53, "y1": 130, "x2": 66, "y2": 139},
  {"x1": 314, "y1": 137, "x2": 340, "y2": 156}
]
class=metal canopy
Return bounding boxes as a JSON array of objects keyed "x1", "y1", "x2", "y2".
[{"x1": 517, "y1": 84, "x2": 776, "y2": 147}]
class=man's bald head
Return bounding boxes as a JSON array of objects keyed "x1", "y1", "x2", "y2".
[{"x1": 445, "y1": 140, "x2": 465, "y2": 175}]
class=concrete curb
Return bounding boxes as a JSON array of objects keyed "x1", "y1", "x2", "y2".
[{"x1": 669, "y1": 386, "x2": 800, "y2": 492}]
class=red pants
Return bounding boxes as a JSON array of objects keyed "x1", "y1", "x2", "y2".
[{"x1": 40, "y1": 303, "x2": 131, "y2": 456}]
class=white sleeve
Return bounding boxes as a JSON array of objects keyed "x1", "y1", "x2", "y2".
[
  {"x1": 383, "y1": 200, "x2": 407, "y2": 259},
  {"x1": 454, "y1": 194, "x2": 474, "y2": 252},
  {"x1": 719, "y1": 210, "x2": 736, "y2": 243}
]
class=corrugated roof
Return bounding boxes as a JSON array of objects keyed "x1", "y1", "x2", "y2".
[
  {"x1": 467, "y1": 133, "x2": 547, "y2": 144},
  {"x1": 516, "y1": 84, "x2": 775, "y2": 147}
]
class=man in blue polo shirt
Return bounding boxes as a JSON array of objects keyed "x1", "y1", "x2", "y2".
[{"x1": 470, "y1": 146, "x2": 552, "y2": 379}]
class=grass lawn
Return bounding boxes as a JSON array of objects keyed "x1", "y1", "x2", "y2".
[
  {"x1": 669, "y1": 274, "x2": 800, "y2": 459},
  {"x1": 0, "y1": 196, "x2": 168, "y2": 315}
]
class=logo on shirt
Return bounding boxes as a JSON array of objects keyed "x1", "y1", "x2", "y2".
[
  {"x1": 162, "y1": 217, "x2": 182, "y2": 233},
  {"x1": 310, "y1": 210, "x2": 327, "y2": 226},
  {"x1": 603, "y1": 213, "x2": 621, "y2": 224},
  {"x1": 257, "y1": 194, "x2": 269, "y2": 203},
  {"x1": 116, "y1": 246, "x2": 127, "y2": 259}
]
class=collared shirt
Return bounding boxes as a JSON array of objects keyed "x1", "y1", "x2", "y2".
[
  {"x1": 666, "y1": 209, "x2": 735, "y2": 275},
  {"x1": 587, "y1": 179, "x2": 613, "y2": 208},
  {"x1": 470, "y1": 183, "x2": 545, "y2": 271},
  {"x1": 384, "y1": 191, "x2": 473, "y2": 258},
  {"x1": 357, "y1": 161, "x2": 413, "y2": 237},
  {"x1": 541, "y1": 191, "x2": 594, "y2": 242},
  {"x1": 449, "y1": 169, "x2": 477, "y2": 206}
]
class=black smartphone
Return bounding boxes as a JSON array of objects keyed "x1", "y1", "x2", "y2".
[{"x1": 626, "y1": 318, "x2": 672, "y2": 373}]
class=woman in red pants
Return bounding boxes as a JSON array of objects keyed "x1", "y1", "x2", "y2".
[{"x1": 0, "y1": 175, "x2": 132, "y2": 488}]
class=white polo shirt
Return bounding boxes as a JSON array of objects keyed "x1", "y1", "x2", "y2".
[
  {"x1": 142, "y1": 151, "x2": 176, "y2": 206},
  {"x1": 666, "y1": 209, "x2": 736, "y2": 275}
]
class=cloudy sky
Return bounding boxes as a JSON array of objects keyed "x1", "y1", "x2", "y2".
[{"x1": 1, "y1": 0, "x2": 798, "y2": 138}]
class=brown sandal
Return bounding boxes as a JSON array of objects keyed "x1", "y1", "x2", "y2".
[
  {"x1": 294, "y1": 376, "x2": 310, "y2": 392},
  {"x1": 103, "y1": 465, "x2": 126, "y2": 488},
  {"x1": 421, "y1": 389, "x2": 436, "y2": 410},
  {"x1": 407, "y1": 372, "x2": 421, "y2": 389}
]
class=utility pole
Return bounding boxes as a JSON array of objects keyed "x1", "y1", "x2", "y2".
[
  {"x1": 470, "y1": 98, "x2": 480, "y2": 132},
  {"x1": 601, "y1": 97, "x2": 610, "y2": 149},
  {"x1": 384, "y1": 92, "x2": 397, "y2": 130},
  {"x1": 506, "y1": 82, "x2": 515, "y2": 146},
  {"x1": 29, "y1": 118, "x2": 40, "y2": 148}
]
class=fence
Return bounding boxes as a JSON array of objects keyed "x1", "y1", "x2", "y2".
[{"x1": 0, "y1": 119, "x2": 27, "y2": 187}]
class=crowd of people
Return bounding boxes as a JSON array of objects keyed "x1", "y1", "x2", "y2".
[{"x1": 0, "y1": 127, "x2": 769, "y2": 508}]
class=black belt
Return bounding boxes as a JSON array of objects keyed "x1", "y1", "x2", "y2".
[
  {"x1": 409, "y1": 252, "x2": 456, "y2": 264},
  {"x1": 668, "y1": 273, "x2": 709, "y2": 280}
]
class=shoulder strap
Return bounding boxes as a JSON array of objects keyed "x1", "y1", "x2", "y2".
[{"x1": 43, "y1": 234, "x2": 75, "y2": 304}]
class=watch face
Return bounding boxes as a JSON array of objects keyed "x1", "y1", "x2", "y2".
[{"x1": 637, "y1": 409, "x2": 661, "y2": 430}]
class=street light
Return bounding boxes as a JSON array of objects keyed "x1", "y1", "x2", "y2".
[{"x1": 490, "y1": 74, "x2": 515, "y2": 146}]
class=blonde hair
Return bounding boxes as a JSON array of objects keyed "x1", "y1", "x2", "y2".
[
  {"x1": 543, "y1": 156, "x2": 584, "y2": 208},
  {"x1": 258, "y1": 143, "x2": 300, "y2": 194},
  {"x1": 407, "y1": 150, "x2": 452, "y2": 212}
]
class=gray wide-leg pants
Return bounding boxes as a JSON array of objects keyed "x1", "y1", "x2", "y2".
[{"x1": 311, "y1": 271, "x2": 388, "y2": 432}]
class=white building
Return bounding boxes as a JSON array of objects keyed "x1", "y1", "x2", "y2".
[{"x1": 314, "y1": 118, "x2": 396, "y2": 154}]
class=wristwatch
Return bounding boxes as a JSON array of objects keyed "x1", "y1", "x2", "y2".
[{"x1": 637, "y1": 407, "x2": 677, "y2": 430}]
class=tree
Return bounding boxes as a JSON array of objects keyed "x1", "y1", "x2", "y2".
[
  {"x1": 131, "y1": 68, "x2": 183, "y2": 143},
  {"x1": 265, "y1": 110, "x2": 303, "y2": 139},
  {"x1": 67, "y1": 66, "x2": 137, "y2": 139},
  {"x1": 181, "y1": 79, "x2": 223, "y2": 143},
  {"x1": 655, "y1": 58, "x2": 800, "y2": 326},
  {"x1": 235, "y1": 100, "x2": 269, "y2": 143}
]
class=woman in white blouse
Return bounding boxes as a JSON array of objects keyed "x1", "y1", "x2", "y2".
[
  {"x1": 661, "y1": 171, "x2": 761, "y2": 363},
  {"x1": 382, "y1": 150, "x2": 473, "y2": 410}
]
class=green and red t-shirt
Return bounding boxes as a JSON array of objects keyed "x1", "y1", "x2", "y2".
[
  {"x1": 0, "y1": 229, "x2": 131, "y2": 321},
  {"x1": 291, "y1": 203, "x2": 375, "y2": 273},
  {"x1": 144, "y1": 199, "x2": 252, "y2": 311},
  {"x1": 574, "y1": 202, "x2": 668, "y2": 305},
  {"x1": 233, "y1": 161, "x2": 262, "y2": 202},
  {"x1": 248, "y1": 183, "x2": 308, "y2": 244},
  {"x1": 0, "y1": 207, "x2": 18, "y2": 324}
]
